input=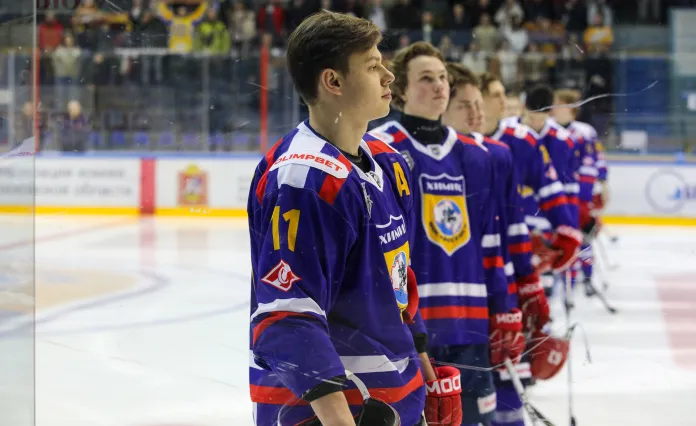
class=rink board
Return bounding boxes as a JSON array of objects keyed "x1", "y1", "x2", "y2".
[{"x1": 1, "y1": 153, "x2": 695, "y2": 225}]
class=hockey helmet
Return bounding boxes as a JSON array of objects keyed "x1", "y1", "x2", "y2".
[{"x1": 529, "y1": 331, "x2": 570, "y2": 380}]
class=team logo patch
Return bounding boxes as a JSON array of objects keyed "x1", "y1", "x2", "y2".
[
  {"x1": 390, "y1": 251, "x2": 409, "y2": 309},
  {"x1": 261, "y1": 260, "x2": 300, "y2": 292},
  {"x1": 419, "y1": 174, "x2": 470, "y2": 255},
  {"x1": 399, "y1": 150, "x2": 415, "y2": 171}
]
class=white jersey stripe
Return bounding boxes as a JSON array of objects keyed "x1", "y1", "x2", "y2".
[
  {"x1": 418, "y1": 282, "x2": 488, "y2": 298},
  {"x1": 250, "y1": 297, "x2": 327, "y2": 322}
]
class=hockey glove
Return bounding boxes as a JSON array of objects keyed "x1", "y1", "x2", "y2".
[
  {"x1": 489, "y1": 309, "x2": 525, "y2": 366},
  {"x1": 402, "y1": 266, "x2": 419, "y2": 325},
  {"x1": 530, "y1": 233, "x2": 560, "y2": 274},
  {"x1": 548, "y1": 226, "x2": 582, "y2": 273},
  {"x1": 517, "y1": 273, "x2": 550, "y2": 333},
  {"x1": 424, "y1": 365, "x2": 463, "y2": 426}
]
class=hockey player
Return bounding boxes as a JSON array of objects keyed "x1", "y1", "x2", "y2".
[
  {"x1": 370, "y1": 42, "x2": 525, "y2": 426},
  {"x1": 479, "y1": 74, "x2": 580, "y2": 279},
  {"x1": 247, "y1": 12, "x2": 454, "y2": 426},
  {"x1": 441, "y1": 63, "x2": 545, "y2": 426},
  {"x1": 551, "y1": 89, "x2": 603, "y2": 295}
]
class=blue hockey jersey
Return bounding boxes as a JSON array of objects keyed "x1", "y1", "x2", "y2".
[
  {"x1": 502, "y1": 116, "x2": 579, "y2": 233},
  {"x1": 475, "y1": 132, "x2": 531, "y2": 309},
  {"x1": 565, "y1": 120, "x2": 600, "y2": 205},
  {"x1": 369, "y1": 121, "x2": 508, "y2": 349},
  {"x1": 488, "y1": 119, "x2": 576, "y2": 242},
  {"x1": 248, "y1": 121, "x2": 426, "y2": 426}
]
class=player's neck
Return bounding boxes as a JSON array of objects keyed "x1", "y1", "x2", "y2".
[
  {"x1": 308, "y1": 107, "x2": 366, "y2": 156},
  {"x1": 482, "y1": 117, "x2": 499, "y2": 136}
]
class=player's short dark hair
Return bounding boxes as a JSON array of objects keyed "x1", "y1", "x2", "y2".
[
  {"x1": 446, "y1": 63, "x2": 480, "y2": 102},
  {"x1": 390, "y1": 41, "x2": 445, "y2": 110},
  {"x1": 479, "y1": 72, "x2": 501, "y2": 96},
  {"x1": 286, "y1": 10, "x2": 382, "y2": 105},
  {"x1": 525, "y1": 84, "x2": 554, "y2": 112}
]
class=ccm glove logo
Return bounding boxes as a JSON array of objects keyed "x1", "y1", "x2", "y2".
[
  {"x1": 496, "y1": 311, "x2": 522, "y2": 324},
  {"x1": 426, "y1": 376, "x2": 461, "y2": 396}
]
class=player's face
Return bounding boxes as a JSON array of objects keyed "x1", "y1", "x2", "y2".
[
  {"x1": 442, "y1": 83, "x2": 484, "y2": 134},
  {"x1": 505, "y1": 96, "x2": 522, "y2": 117},
  {"x1": 342, "y1": 44, "x2": 395, "y2": 122},
  {"x1": 526, "y1": 110, "x2": 548, "y2": 132},
  {"x1": 550, "y1": 97, "x2": 575, "y2": 124},
  {"x1": 402, "y1": 55, "x2": 449, "y2": 120},
  {"x1": 482, "y1": 80, "x2": 506, "y2": 122}
]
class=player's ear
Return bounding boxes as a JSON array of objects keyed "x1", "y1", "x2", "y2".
[{"x1": 319, "y1": 68, "x2": 342, "y2": 97}]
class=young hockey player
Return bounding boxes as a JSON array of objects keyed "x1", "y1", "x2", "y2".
[
  {"x1": 370, "y1": 42, "x2": 525, "y2": 426},
  {"x1": 493, "y1": 83, "x2": 582, "y2": 275},
  {"x1": 551, "y1": 89, "x2": 603, "y2": 295},
  {"x1": 442, "y1": 63, "x2": 545, "y2": 426},
  {"x1": 247, "y1": 12, "x2": 453, "y2": 426}
]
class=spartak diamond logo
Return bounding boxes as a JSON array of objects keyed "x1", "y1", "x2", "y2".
[{"x1": 261, "y1": 260, "x2": 301, "y2": 291}]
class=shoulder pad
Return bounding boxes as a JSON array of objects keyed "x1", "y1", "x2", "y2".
[
  {"x1": 270, "y1": 150, "x2": 351, "y2": 179},
  {"x1": 367, "y1": 129, "x2": 395, "y2": 144},
  {"x1": 555, "y1": 127, "x2": 571, "y2": 142},
  {"x1": 513, "y1": 123, "x2": 529, "y2": 139}
]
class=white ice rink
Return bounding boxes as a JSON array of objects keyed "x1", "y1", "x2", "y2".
[{"x1": 1, "y1": 214, "x2": 696, "y2": 426}]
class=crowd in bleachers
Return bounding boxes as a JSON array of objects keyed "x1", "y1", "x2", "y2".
[{"x1": 2, "y1": 0, "x2": 687, "y2": 151}]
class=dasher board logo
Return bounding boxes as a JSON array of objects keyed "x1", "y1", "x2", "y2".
[
  {"x1": 419, "y1": 173, "x2": 470, "y2": 255},
  {"x1": 178, "y1": 164, "x2": 208, "y2": 206},
  {"x1": 645, "y1": 169, "x2": 696, "y2": 213}
]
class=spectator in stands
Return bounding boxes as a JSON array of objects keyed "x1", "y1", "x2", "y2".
[
  {"x1": 128, "y1": 0, "x2": 145, "y2": 23},
  {"x1": 518, "y1": 41, "x2": 547, "y2": 89},
  {"x1": 420, "y1": 11, "x2": 436, "y2": 44},
  {"x1": 561, "y1": 32, "x2": 584, "y2": 59},
  {"x1": 524, "y1": 0, "x2": 552, "y2": 22},
  {"x1": 638, "y1": 0, "x2": 661, "y2": 23},
  {"x1": 494, "y1": 38, "x2": 520, "y2": 91},
  {"x1": 389, "y1": 0, "x2": 420, "y2": 30},
  {"x1": 341, "y1": 0, "x2": 365, "y2": 18},
  {"x1": 229, "y1": 1, "x2": 257, "y2": 57},
  {"x1": 503, "y1": 15, "x2": 528, "y2": 53},
  {"x1": 473, "y1": 13, "x2": 499, "y2": 54},
  {"x1": 584, "y1": 12, "x2": 613, "y2": 53},
  {"x1": 398, "y1": 33, "x2": 411, "y2": 49},
  {"x1": 156, "y1": 0, "x2": 208, "y2": 53},
  {"x1": 366, "y1": 0, "x2": 388, "y2": 31},
  {"x1": 132, "y1": 10, "x2": 168, "y2": 48},
  {"x1": 257, "y1": 0, "x2": 285, "y2": 46},
  {"x1": 562, "y1": 0, "x2": 587, "y2": 36},
  {"x1": 470, "y1": 0, "x2": 497, "y2": 29},
  {"x1": 39, "y1": 11, "x2": 64, "y2": 52},
  {"x1": 460, "y1": 40, "x2": 488, "y2": 74},
  {"x1": 287, "y1": 0, "x2": 316, "y2": 31},
  {"x1": 58, "y1": 100, "x2": 89, "y2": 152},
  {"x1": 39, "y1": 11, "x2": 64, "y2": 85},
  {"x1": 52, "y1": 33, "x2": 81, "y2": 109},
  {"x1": 495, "y1": 0, "x2": 524, "y2": 31},
  {"x1": 195, "y1": 8, "x2": 230, "y2": 53},
  {"x1": 439, "y1": 35, "x2": 462, "y2": 61},
  {"x1": 587, "y1": 0, "x2": 613, "y2": 27},
  {"x1": 446, "y1": 3, "x2": 473, "y2": 30},
  {"x1": 72, "y1": 0, "x2": 102, "y2": 31}
]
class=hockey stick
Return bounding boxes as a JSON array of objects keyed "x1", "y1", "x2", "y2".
[
  {"x1": 594, "y1": 233, "x2": 618, "y2": 271},
  {"x1": 563, "y1": 270, "x2": 577, "y2": 426},
  {"x1": 590, "y1": 253, "x2": 615, "y2": 298},
  {"x1": 503, "y1": 358, "x2": 556, "y2": 426}
]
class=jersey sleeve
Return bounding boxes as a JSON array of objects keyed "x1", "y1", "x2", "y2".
[
  {"x1": 506, "y1": 169, "x2": 534, "y2": 281},
  {"x1": 547, "y1": 132, "x2": 579, "y2": 227},
  {"x1": 576, "y1": 139, "x2": 599, "y2": 204},
  {"x1": 250, "y1": 180, "x2": 358, "y2": 399},
  {"x1": 525, "y1": 142, "x2": 576, "y2": 230},
  {"x1": 482, "y1": 158, "x2": 509, "y2": 315},
  {"x1": 595, "y1": 139, "x2": 608, "y2": 182}
]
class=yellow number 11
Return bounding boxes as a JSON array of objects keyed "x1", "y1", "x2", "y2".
[{"x1": 272, "y1": 206, "x2": 300, "y2": 252}]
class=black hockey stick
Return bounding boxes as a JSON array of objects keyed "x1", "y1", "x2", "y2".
[
  {"x1": 585, "y1": 276, "x2": 618, "y2": 314},
  {"x1": 503, "y1": 359, "x2": 556, "y2": 426}
]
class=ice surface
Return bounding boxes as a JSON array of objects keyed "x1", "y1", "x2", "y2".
[{"x1": 0, "y1": 215, "x2": 695, "y2": 426}]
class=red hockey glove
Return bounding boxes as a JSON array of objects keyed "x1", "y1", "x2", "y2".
[
  {"x1": 549, "y1": 226, "x2": 582, "y2": 272},
  {"x1": 489, "y1": 309, "x2": 525, "y2": 366},
  {"x1": 530, "y1": 233, "x2": 560, "y2": 274},
  {"x1": 402, "y1": 266, "x2": 419, "y2": 324},
  {"x1": 425, "y1": 365, "x2": 463, "y2": 426},
  {"x1": 580, "y1": 202, "x2": 602, "y2": 237},
  {"x1": 517, "y1": 273, "x2": 550, "y2": 333}
]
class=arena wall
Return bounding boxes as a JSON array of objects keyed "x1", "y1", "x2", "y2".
[{"x1": 1, "y1": 153, "x2": 695, "y2": 225}]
